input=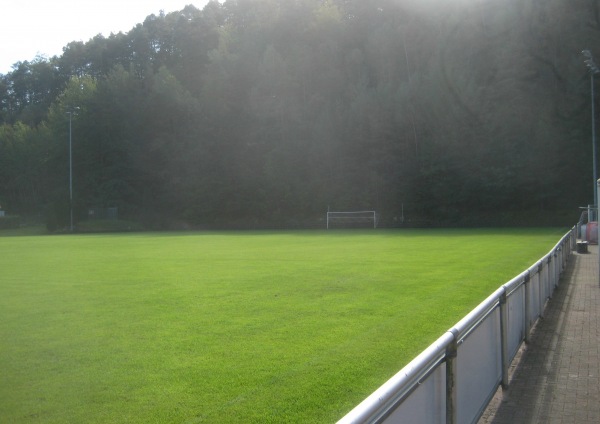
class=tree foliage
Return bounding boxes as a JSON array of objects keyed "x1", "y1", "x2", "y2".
[{"x1": 0, "y1": 0, "x2": 597, "y2": 228}]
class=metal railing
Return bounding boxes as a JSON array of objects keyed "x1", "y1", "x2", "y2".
[{"x1": 338, "y1": 226, "x2": 577, "y2": 424}]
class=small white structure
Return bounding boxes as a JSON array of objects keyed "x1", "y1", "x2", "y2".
[{"x1": 326, "y1": 210, "x2": 378, "y2": 229}]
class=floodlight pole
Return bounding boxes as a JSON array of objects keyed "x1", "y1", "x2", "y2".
[
  {"x1": 67, "y1": 108, "x2": 79, "y2": 232},
  {"x1": 583, "y1": 50, "x2": 599, "y2": 211}
]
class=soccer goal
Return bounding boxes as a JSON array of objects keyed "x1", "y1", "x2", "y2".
[{"x1": 326, "y1": 210, "x2": 378, "y2": 229}]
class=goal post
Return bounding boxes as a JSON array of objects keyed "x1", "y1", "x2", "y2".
[{"x1": 326, "y1": 210, "x2": 378, "y2": 229}]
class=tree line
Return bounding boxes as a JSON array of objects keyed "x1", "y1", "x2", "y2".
[{"x1": 0, "y1": 0, "x2": 598, "y2": 229}]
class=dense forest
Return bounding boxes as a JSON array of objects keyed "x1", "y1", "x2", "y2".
[{"x1": 1, "y1": 0, "x2": 599, "y2": 229}]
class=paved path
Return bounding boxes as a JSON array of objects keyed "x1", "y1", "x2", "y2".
[{"x1": 479, "y1": 244, "x2": 600, "y2": 424}]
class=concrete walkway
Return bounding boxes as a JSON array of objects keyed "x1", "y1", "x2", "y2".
[{"x1": 479, "y1": 244, "x2": 600, "y2": 424}]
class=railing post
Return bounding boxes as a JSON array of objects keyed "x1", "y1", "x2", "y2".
[
  {"x1": 557, "y1": 250, "x2": 561, "y2": 282},
  {"x1": 446, "y1": 329, "x2": 459, "y2": 424},
  {"x1": 548, "y1": 255, "x2": 554, "y2": 296},
  {"x1": 523, "y1": 271, "x2": 531, "y2": 344},
  {"x1": 563, "y1": 237, "x2": 568, "y2": 269},
  {"x1": 538, "y1": 262, "x2": 545, "y2": 318},
  {"x1": 553, "y1": 250, "x2": 559, "y2": 287},
  {"x1": 559, "y1": 245, "x2": 564, "y2": 273},
  {"x1": 499, "y1": 289, "x2": 509, "y2": 389}
]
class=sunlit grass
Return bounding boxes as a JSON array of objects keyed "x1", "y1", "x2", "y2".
[{"x1": 0, "y1": 228, "x2": 566, "y2": 423}]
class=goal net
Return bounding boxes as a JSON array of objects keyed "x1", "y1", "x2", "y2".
[{"x1": 326, "y1": 210, "x2": 378, "y2": 229}]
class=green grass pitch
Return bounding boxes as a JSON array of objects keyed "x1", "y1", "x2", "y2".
[{"x1": 0, "y1": 228, "x2": 566, "y2": 423}]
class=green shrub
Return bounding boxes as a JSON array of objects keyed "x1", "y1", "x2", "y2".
[
  {"x1": 76, "y1": 219, "x2": 144, "y2": 233},
  {"x1": 0, "y1": 215, "x2": 20, "y2": 230}
]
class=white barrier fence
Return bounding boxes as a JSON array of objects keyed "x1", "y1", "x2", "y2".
[{"x1": 338, "y1": 226, "x2": 577, "y2": 424}]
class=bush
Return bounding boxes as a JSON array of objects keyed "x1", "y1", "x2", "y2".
[
  {"x1": 76, "y1": 219, "x2": 144, "y2": 233},
  {"x1": 0, "y1": 216, "x2": 21, "y2": 230}
]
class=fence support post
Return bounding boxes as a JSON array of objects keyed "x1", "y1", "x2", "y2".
[
  {"x1": 499, "y1": 289, "x2": 509, "y2": 389},
  {"x1": 548, "y1": 255, "x2": 554, "y2": 297},
  {"x1": 555, "y1": 251, "x2": 560, "y2": 287},
  {"x1": 540, "y1": 260, "x2": 548, "y2": 318},
  {"x1": 523, "y1": 271, "x2": 531, "y2": 344},
  {"x1": 446, "y1": 330, "x2": 459, "y2": 424},
  {"x1": 538, "y1": 262, "x2": 545, "y2": 319}
]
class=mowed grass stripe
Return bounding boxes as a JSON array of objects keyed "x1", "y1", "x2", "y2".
[{"x1": 0, "y1": 228, "x2": 565, "y2": 423}]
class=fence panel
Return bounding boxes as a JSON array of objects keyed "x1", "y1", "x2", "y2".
[
  {"x1": 541, "y1": 260, "x2": 550, "y2": 311},
  {"x1": 381, "y1": 365, "x2": 446, "y2": 424},
  {"x1": 527, "y1": 264, "x2": 541, "y2": 327},
  {"x1": 506, "y1": 283, "x2": 526, "y2": 362},
  {"x1": 456, "y1": 308, "x2": 502, "y2": 424}
]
